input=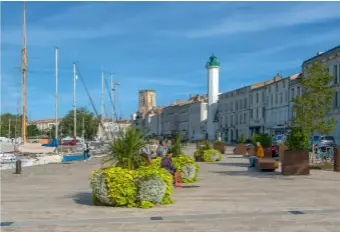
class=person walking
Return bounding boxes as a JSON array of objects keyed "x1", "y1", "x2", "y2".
[
  {"x1": 249, "y1": 142, "x2": 264, "y2": 167},
  {"x1": 83, "y1": 142, "x2": 90, "y2": 162}
]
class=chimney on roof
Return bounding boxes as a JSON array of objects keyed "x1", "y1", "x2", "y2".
[
  {"x1": 274, "y1": 73, "x2": 282, "y2": 82},
  {"x1": 317, "y1": 51, "x2": 324, "y2": 55}
]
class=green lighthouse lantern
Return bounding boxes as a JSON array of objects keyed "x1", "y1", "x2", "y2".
[{"x1": 206, "y1": 54, "x2": 220, "y2": 68}]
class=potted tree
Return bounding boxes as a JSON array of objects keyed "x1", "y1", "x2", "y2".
[
  {"x1": 290, "y1": 62, "x2": 336, "y2": 170},
  {"x1": 250, "y1": 133, "x2": 272, "y2": 157},
  {"x1": 233, "y1": 133, "x2": 247, "y2": 155},
  {"x1": 282, "y1": 127, "x2": 310, "y2": 175},
  {"x1": 213, "y1": 140, "x2": 225, "y2": 154}
]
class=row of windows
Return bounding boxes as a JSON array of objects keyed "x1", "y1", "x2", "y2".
[
  {"x1": 221, "y1": 108, "x2": 289, "y2": 126},
  {"x1": 220, "y1": 98, "x2": 248, "y2": 112},
  {"x1": 267, "y1": 79, "x2": 288, "y2": 93},
  {"x1": 221, "y1": 112, "x2": 248, "y2": 127},
  {"x1": 221, "y1": 90, "x2": 290, "y2": 113}
]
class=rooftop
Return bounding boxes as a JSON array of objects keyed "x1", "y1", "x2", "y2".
[
  {"x1": 29, "y1": 118, "x2": 62, "y2": 124},
  {"x1": 302, "y1": 45, "x2": 340, "y2": 65},
  {"x1": 139, "y1": 89, "x2": 156, "y2": 93}
]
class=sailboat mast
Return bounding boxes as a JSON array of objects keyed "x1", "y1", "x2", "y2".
[
  {"x1": 101, "y1": 71, "x2": 105, "y2": 119},
  {"x1": 73, "y1": 63, "x2": 77, "y2": 138},
  {"x1": 100, "y1": 71, "x2": 105, "y2": 139},
  {"x1": 21, "y1": 1, "x2": 27, "y2": 144},
  {"x1": 8, "y1": 118, "x2": 11, "y2": 138},
  {"x1": 82, "y1": 117, "x2": 85, "y2": 140},
  {"x1": 55, "y1": 47, "x2": 59, "y2": 140},
  {"x1": 110, "y1": 73, "x2": 114, "y2": 125}
]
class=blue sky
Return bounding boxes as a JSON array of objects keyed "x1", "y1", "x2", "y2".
[{"x1": 2, "y1": 1, "x2": 340, "y2": 120}]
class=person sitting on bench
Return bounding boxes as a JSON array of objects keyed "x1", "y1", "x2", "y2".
[
  {"x1": 161, "y1": 151, "x2": 182, "y2": 188},
  {"x1": 249, "y1": 142, "x2": 264, "y2": 167}
]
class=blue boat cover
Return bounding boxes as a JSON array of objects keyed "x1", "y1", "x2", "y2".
[
  {"x1": 62, "y1": 153, "x2": 90, "y2": 162},
  {"x1": 41, "y1": 138, "x2": 59, "y2": 147}
]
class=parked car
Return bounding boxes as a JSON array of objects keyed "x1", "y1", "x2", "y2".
[
  {"x1": 271, "y1": 145, "x2": 279, "y2": 158},
  {"x1": 316, "y1": 135, "x2": 336, "y2": 148}
]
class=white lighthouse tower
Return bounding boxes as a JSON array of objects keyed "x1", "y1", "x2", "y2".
[{"x1": 206, "y1": 54, "x2": 220, "y2": 141}]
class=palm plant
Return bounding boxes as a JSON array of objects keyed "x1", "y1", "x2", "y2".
[
  {"x1": 102, "y1": 127, "x2": 147, "y2": 170},
  {"x1": 170, "y1": 132, "x2": 183, "y2": 157}
]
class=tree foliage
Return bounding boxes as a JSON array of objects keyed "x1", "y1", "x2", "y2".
[
  {"x1": 251, "y1": 133, "x2": 272, "y2": 148},
  {"x1": 293, "y1": 62, "x2": 336, "y2": 135},
  {"x1": 0, "y1": 113, "x2": 29, "y2": 137},
  {"x1": 59, "y1": 107, "x2": 99, "y2": 140},
  {"x1": 103, "y1": 126, "x2": 147, "y2": 170},
  {"x1": 27, "y1": 124, "x2": 40, "y2": 137},
  {"x1": 285, "y1": 127, "x2": 309, "y2": 151}
]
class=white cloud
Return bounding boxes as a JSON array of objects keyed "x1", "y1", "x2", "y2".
[{"x1": 178, "y1": 2, "x2": 340, "y2": 38}]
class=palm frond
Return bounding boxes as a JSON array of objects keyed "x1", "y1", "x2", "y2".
[{"x1": 102, "y1": 126, "x2": 147, "y2": 170}]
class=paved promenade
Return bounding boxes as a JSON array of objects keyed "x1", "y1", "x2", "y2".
[{"x1": 1, "y1": 144, "x2": 340, "y2": 231}]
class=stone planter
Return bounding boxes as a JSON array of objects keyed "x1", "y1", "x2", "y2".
[
  {"x1": 279, "y1": 145, "x2": 288, "y2": 163},
  {"x1": 213, "y1": 143, "x2": 225, "y2": 154},
  {"x1": 282, "y1": 150, "x2": 310, "y2": 176},
  {"x1": 334, "y1": 147, "x2": 340, "y2": 172},
  {"x1": 263, "y1": 147, "x2": 272, "y2": 158},
  {"x1": 233, "y1": 144, "x2": 247, "y2": 155},
  {"x1": 246, "y1": 146, "x2": 256, "y2": 156}
]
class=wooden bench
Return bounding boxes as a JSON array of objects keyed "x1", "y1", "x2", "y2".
[
  {"x1": 255, "y1": 148, "x2": 278, "y2": 172},
  {"x1": 256, "y1": 158, "x2": 278, "y2": 172}
]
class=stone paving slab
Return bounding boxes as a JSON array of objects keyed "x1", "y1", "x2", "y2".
[{"x1": 1, "y1": 144, "x2": 340, "y2": 231}]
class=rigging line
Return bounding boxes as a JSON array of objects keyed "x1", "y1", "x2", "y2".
[
  {"x1": 104, "y1": 77, "x2": 121, "y2": 132},
  {"x1": 75, "y1": 64, "x2": 109, "y2": 139}
]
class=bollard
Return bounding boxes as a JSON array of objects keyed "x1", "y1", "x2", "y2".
[
  {"x1": 15, "y1": 159, "x2": 22, "y2": 174},
  {"x1": 334, "y1": 147, "x2": 340, "y2": 172}
]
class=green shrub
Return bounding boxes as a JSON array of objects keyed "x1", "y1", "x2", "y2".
[
  {"x1": 251, "y1": 133, "x2": 272, "y2": 148},
  {"x1": 172, "y1": 154, "x2": 199, "y2": 183},
  {"x1": 194, "y1": 141, "x2": 212, "y2": 161},
  {"x1": 134, "y1": 166, "x2": 173, "y2": 208},
  {"x1": 203, "y1": 149, "x2": 222, "y2": 162},
  {"x1": 203, "y1": 140, "x2": 211, "y2": 149},
  {"x1": 91, "y1": 165, "x2": 174, "y2": 209},
  {"x1": 285, "y1": 127, "x2": 309, "y2": 151},
  {"x1": 238, "y1": 134, "x2": 247, "y2": 144},
  {"x1": 151, "y1": 157, "x2": 162, "y2": 168},
  {"x1": 90, "y1": 167, "x2": 137, "y2": 207},
  {"x1": 151, "y1": 155, "x2": 200, "y2": 183}
]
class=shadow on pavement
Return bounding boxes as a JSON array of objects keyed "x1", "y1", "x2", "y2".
[
  {"x1": 222, "y1": 156, "x2": 246, "y2": 159},
  {"x1": 207, "y1": 162, "x2": 249, "y2": 168},
  {"x1": 72, "y1": 192, "x2": 93, "y2": 206},
  {"x1": 180, "y1": 185, "x2": 200, "y2": 188},
  {"x1": 210, "y1": 169, "x2": 293, "y2": 180}
]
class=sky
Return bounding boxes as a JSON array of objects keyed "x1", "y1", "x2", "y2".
[{"x1": 1, "y1": 1, "x2": 340, "y2": 121}]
